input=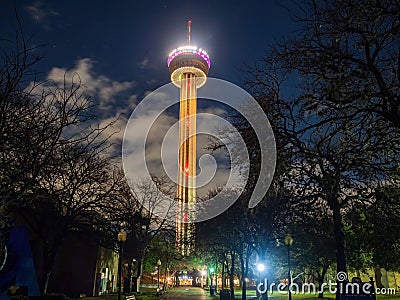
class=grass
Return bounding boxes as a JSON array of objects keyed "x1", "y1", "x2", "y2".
[
  {"x1": 134, "y1": 295, "x2": 158, "y2": 300},
  {"x1": 376, "y1": 294, "x2": 400, "y2": 300},
  {"x1": 79, "y1": 287, "x2": 400, "y2": 300},
  {"x1": 227, "y1": 287, "x2": 400, "y2": 300}
]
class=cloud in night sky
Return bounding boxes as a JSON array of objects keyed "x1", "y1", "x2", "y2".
[
  {"x1": 25, "y1": 1, "x2": 59, "y2": 29},
  {"x1": 123, "y1": 89, "x2": 231, "y2": 197},
  {"x1": 42, "y1": 58, "x2": 138, "y2": 157},
  {"x1": 47, "y1": 58, "x2": 136, "y2": 113},
  {"x1": 43, "y1": 58, "x2": 231, "y2": 195},
  {"x1": 137, "y1": 57, "x2": 150, "y2": 69}
]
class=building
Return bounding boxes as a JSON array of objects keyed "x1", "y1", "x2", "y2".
[
  {"x1": 167, "y1": 21, "x2": 210, "y2": 255},
  {"x1": 38, "y1": 231, "x2": 119, "y2": 297},
  {"x1": 2, "y1": 209, "x2": 121, "y2": 297}
]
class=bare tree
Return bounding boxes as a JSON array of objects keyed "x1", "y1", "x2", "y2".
[
  {"x1": 242, "y1": 2, "x2": 400, "y2": 294},
  {"x1": 1, "y1": 29, "x2": 121, "y2": 293},
  {"x1": 103, "y1": 174, "x2": 176, "y2": 293},
  {"x1": 274, "y1": 0, "x2": 400, "y2": 129}
]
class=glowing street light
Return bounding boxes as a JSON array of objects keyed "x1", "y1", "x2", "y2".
[
  {"x1": 117, "y1": 228, "x2": 127, "y2": 300},
  {"x1": 209, "y1": 267, "x2": 216, "y2": 295},
  {"x1": 201, "y1": 269, "x2": 207, "y2": 288},
  {"x1": 257, "y1": 263, "x2": 266, "y2": 272},
  {"x1": 209, "y1": 267, "x2": 215, "y2": 285},
  {"x1": 157, "y1": 259, "x2": 162, "y2": 290},
  {"x1": 257, "y1": 262, "x2": 267, "y2": 300}
]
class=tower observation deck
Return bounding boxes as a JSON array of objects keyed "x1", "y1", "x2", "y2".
[{"x1": 168, "y1": 21, "x2": 210, "y2": 256}]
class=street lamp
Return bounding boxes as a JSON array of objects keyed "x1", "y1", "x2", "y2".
[
  {"x1": 117, "y1": 228, "x2": 127, "y2": 300},
  {"x1": 209, "y1": 267, "x2": 215, "y2": 295},
  {"x1": 257, "y1": 263, "x2": 267, "y2": 300},
  {"x1": 257, "y1": 263, "x2": 265, "y2": 272},
  {"x1": 166, "y1": 267, "x2": 170, "y2": 289},
  {"x1": 209, "y1": 267, "x2": 215, "y2": 285},
  {"x1": 201, "y1": 270, "x2": 207, "y2": 288},
  {"x1": 157, "y1": 259, "x2": 162, "y2": 290},
  {"x1": 284, "y1": 234, "x2": 294, "y2": 300}
]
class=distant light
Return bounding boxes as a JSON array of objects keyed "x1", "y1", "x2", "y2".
[
  {"x1": 118, "y1": 228, "x2": 127, "y2": 242},
  {"x1": 201, "y1": 270, "x2": 207, "y2": 276},
  {"x1": 257, "y1": 263, "x2": 265, "y2": 272},
  {"x1": 284, "y1": 234, "x2": 294, "y2": 246}
]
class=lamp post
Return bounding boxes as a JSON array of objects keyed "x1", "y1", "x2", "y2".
[
  {"x1": 166, "y1": 267, "x2": 170, "y2": 289},
  {"x1": 201, "y1": 270, "x2": 207, "y2": 288},
  {"x1": 284, "y1": 234, "x2": 294, "y2": 300},
  {"x1": 257, "y1": 262, "x2": 267, "y2": 300},
  {"x1": 222, "y1": 261, "x2": 226, "y2": 289},
  {"x1": 157, "y1": 259, "x2": 162, "y2": 290},
  {"x1": 117, "y1": 229, "x2": 127, "y2": 300},
  {"x1": 211, "y1": 267, "x2": 216, "y2": 285},
  {"x1": 209, "y1": 267, "x2": 215, "y2": 295}
]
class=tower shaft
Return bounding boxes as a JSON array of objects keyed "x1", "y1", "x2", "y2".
[
  {"x1": 168, "y1": 22, "x2": 210, "y2": 256},
  {"x1": 176, "y1": 73, "x2": 197, "y2": 256}
]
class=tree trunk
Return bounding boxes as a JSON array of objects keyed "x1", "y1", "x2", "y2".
[
  {"x1": 244, "y1": 243, "x2": 252, "y2": 299},
  {"x1": 42, "y1": 246, "x2": 58, "y2": 295},
  {"x1": 230, "y1": 251, "x2": 235, "y2": 300},
  {"x1": 135, "y1": 256, "x2": 144, "y2": 292},
  {"x1": 43, "y1": 271, "x2": 51, "y2": 295},
  {"x1": 318, "y1": 264, "x2": 329, "y2": 298},
  {"x1": 332, "y1": 204, "x2": 347, "y2": 273},
  {"x1": 240, "y1": 252, "x2": 247, "y2": 300},
  {"x1": 222, "y1": 260, "x2": 225, "y2": 289},
  {"x1": 332, "y1": 202, "x2": 347, "y2": 300},
  {"x1": 374, "y1": 266, "x2": 384, "y2": 288},
  {"x1": 126, "y1": 261, "x2": 132, "y2": 293}
]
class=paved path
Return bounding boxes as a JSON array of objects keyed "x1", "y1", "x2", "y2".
[{"x1": 163, "y1": 287, "x2": 216, "y2": 300}]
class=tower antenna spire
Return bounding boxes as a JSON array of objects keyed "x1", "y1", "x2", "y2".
[{"x1": 187, "y1": 20, "x2": 191, "y2": 45}]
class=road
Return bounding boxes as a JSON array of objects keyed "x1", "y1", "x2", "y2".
[{"x1": 163, "y1": 287, "x2": 215, "y2": 299}]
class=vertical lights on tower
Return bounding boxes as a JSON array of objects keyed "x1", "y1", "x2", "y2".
[{"x1": 167, "y1": 21, "x2": 210, "y2": 256}]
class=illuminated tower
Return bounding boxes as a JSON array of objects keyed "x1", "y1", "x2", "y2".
[{"x1": 167, "y1": 21, "x2": 210, "y2": 256}]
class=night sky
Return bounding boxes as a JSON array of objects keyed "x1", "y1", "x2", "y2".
[
  {"x1": 1, "y1": 1, "x2": 299, "y2": 194},
  {"x1": 1, "y1": 1, "x2": 298, "y2": 91}
]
